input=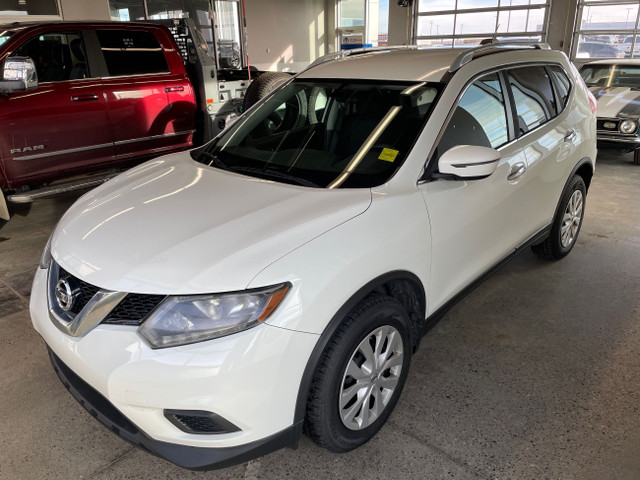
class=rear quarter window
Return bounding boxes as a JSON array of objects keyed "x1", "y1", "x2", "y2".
[
  {"x1": 507, "y1": 66, "x2": 557, "y2": 135},
  {"x1": 549, "y1": 65, "x2": 572, "y2": 111},
  {"x1": 97, "y1": 29, "x2": 168, "y2": 76}
]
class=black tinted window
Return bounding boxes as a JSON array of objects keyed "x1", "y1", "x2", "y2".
[
  {"x1": 549, "y1": 65, "x2": 571, "y2": 110},
  {"x1": 97, "y1": 30, "x2": 168, "y2": 76},
  {"x1": 12, "y1": 31, "x2": 90, "y2": 82},
  {"x1": 507, "y1": 66, "x2": 556, "y2": 135}
]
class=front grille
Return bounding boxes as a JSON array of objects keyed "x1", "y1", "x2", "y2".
[
  {"x1": 57, "y1": 267, "x2": 100, "y2": 315},
  {"x1": 50, "y1": 261, "x2": 165, "y2": 328},
  {"x1": 103, "y1": 293, "x2": 165, "y2": 325}
]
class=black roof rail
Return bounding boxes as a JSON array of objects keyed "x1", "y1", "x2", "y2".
[{"x1": 449, "y1": 42, "x2": 552, "y2": 72}]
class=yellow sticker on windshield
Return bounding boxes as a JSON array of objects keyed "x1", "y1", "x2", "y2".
[{"x1": 378, "y1": 148, "x2": 399, "y2": 162}]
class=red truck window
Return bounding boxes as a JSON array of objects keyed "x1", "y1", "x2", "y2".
[
  {"x1": 11, "y1": 32, "x2": 89, "y2": 82},
  {"x1": 97, "y1": 30, "x2": 169, "y2": 77}
]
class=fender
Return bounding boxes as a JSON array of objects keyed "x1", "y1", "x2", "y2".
[{"x1": 292, "y1": 270, "x2": 426, "y2": 427}]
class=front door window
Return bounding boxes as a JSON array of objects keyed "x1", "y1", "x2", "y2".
[{"x1": 12, "y1": 32, "x2": 90, "y2": 82}]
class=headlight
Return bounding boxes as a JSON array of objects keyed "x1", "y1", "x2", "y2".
[
  {"x1": 619, "y1": 119, "x2": 638, "y2": 134},
  {"x1": 39, "y1": 233, "x2": 53, "y2": 269},
  {"x1": 138, "y1": 283, "x2": 290, "y2": 348}
]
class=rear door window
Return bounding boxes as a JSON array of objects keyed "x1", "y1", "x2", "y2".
[
  {"x1": 506, "y1": 66, "x2": 556, "y2": 135},
  {"x1": 97, "y1": 30, "x2": 168, "y2": 76}
]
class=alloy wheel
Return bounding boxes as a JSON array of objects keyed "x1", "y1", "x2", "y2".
[
  {"x1": 339, "y1": 325, "x2": 404, "y2": 431},
  {"x1": 561, "y1": 190, "x2": 584, "y2": 248}
]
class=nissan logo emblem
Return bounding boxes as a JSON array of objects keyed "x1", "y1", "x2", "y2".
[{"x1": 55, "y1": 278, "x2": 76, "y2": 312}]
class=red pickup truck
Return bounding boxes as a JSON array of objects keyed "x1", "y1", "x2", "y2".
[{"x1": 0, "y1": 22, "x2": 197, "y2": 220}]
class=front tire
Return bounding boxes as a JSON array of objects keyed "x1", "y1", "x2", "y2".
[
  {"x1": 634, "y1": 149, "x2": 640, "y2": 165},
  {"x1": 532, "y1": 175, "x2": 586, "y2": 260},
  {"x1": 305, "y1": 294, "x2": 412, "y2": 452}
]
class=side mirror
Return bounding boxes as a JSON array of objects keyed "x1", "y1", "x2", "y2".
[
  {"x1": 0, "y1": 56, "x2": 38, "y2": 94},
  {"x1": 438, "y1": 145, "x2": 500, "y2": 179}
]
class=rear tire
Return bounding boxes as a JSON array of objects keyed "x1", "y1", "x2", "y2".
[
  {"x1": 531, "y1": 175, "x2": 586, "y2": 260},
  {"x1": 305, "y1": 294, "x2": 412, "y2": 452},
  {"x1": 634, "y1": 149, "x2": 640, "y2": 165}
]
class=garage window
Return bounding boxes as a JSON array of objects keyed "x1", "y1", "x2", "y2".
[
  {"x1": 573, "y1": 0, "x2": 640, "y2": 59},
  {"x1": 415, "y1": 0, "x2": 549, "y2": 48},
  {"x1": 97, "y1": 30, "x2": 169, "y2": 76}
]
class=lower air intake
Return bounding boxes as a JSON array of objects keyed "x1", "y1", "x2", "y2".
[{"x1": 164, "y1": 410, "x2": 241, "y2": 435}]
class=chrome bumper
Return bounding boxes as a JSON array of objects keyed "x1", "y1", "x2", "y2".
[{"x1": 596, "y1": 132, "x2": 640, "y2": 144}]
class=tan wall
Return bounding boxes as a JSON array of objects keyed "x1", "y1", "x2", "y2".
[
  {"x1": 60, "y1": 0, "x2": 110, "y2": 21},
  {"x1": 388, "y1": 2, "x2": 412, "y2": 46},
  {"x1": 244, "y1": 0, "x2": 328, "y2": 72}
]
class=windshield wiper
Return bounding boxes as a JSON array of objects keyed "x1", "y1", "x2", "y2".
[
  {"x1": 230, "y1": 166, "x2": 319, "y2": 187},
  {"x1": 199, "y1": 152, "x2": 318, "y2": 187},
  {"x1": 199, "y1": 151, "x2": 229, "y2": 170}
]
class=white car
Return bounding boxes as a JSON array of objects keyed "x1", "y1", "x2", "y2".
[
  {"x1": 580, "y1": 59, "x2": 640, "y2": 164},
  {"x1": 31, "y1": 43, "x2": 596, "y2": 470}
]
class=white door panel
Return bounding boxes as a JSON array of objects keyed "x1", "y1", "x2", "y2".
[{"x1": 419, "y1": 144, "x2": 529, "y2": 314}]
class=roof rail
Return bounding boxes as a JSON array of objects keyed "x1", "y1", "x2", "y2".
[
  {"x1": 304, "y1": 45, "x2": 421, "y2": 71},
  {"x1": 449, "y1": 42, "x2": 551, "y2": 73}
]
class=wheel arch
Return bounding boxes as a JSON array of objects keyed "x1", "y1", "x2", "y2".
[
  {"x1": 573, "y1": 157, "x2": 594, "y2": 192},
  {"x1": 293, "y1": 270, "x2": 426, "y2": 427},
  {"x1": 552, "y1": 158, "x2": 593, "y2": 222}
]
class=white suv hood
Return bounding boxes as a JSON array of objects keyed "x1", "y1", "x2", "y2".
[{"x1": 52, "y1": 153, "x2": 372, "y2": 294}]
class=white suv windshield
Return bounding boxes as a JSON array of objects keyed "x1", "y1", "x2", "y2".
[{"x1": 197, "y1": 79, "x2": 440, "y2": 188}]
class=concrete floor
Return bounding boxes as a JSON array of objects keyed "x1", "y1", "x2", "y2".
[{"x1": 1, "y1": 150, "x2": 639, "y2": 480}]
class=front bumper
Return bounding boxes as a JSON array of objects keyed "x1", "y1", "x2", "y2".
[
  {"x1": 596, "y1": 132, "x2": 640, "y2": 147},
  {"x1": 596, "y1": 117, "x2": 640, "y2": 149},
  {"x1": 47, "y1": 349, "x2": 302, "y2": 470},
  {"x1": 30, "y1": 267, "x2": 319, "y2": 470}
]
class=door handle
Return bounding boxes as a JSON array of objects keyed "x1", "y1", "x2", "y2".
[
  {"x1": 165, "y1": 86, "x2": 185, "y2": 93},
  {"x1": 507, "y1": 162, "x2": 527, "y2": 181},
  {"x1": 71, "y1": 94, "x2": 99, "y2": 102},
  {"x1": 564, "y1": 129, "x2": 577, "y2": 143}
]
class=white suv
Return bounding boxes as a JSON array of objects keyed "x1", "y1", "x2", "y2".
[{"x1": 31, "y1": 44, "x2": 596, "y2": 470}]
